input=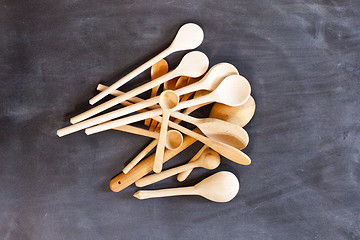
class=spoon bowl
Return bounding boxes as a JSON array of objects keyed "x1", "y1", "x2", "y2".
[
  {"x1": 196, "y1": 171, "x2": 239, "y2": 202},
  {"x1": 165, "y1": 130, "x2": 183, "y2": 150},
  {"x1": 210, "y1": 96, "x2": 256, "y2": 127}
]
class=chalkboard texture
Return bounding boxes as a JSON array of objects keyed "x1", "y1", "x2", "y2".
[{"x1": 1, "y1": 0, "x2": 359, "y2": 239}]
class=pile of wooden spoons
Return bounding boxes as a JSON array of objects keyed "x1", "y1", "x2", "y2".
[{"x1": 57, "y1": 23, "x2": 255, "y2": 203}]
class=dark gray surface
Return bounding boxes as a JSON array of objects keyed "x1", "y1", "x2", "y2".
[{"x1": 1, "y1": 0, "x2": 360, "y2": 239}]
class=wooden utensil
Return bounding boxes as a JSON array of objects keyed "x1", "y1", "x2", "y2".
[
  {"x1": 171, "y1": 111, "x2": 249, "y2": 149},
  {"x1": 134, "y1": 171, "x2": 239, "y2": 203},
  {"x1": 70, "y1": 51, "x2": 208, "y2": 124},
  {"x1": 89, "y1": 23, "x2": 204, "y2": 105},
  {"x1": 177, "y1": 95, "x2": 256, "y2": 182},
  {"x1": 57, "y1": 63, "x2": 237, "y2": 137},
  {"x1": 145, "y1": 59, "x2": 169, "y2": 126},
  {"x1": 135, "y1": 149, "x2": 220, "y2": 187},
  {"x1": 84, "y1": 74, "x2": 251, "y2": 135},
  {"x1": 153, "y1": 90, "x2": 179, "y2": 173}
]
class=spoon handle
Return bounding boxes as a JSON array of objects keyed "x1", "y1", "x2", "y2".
[
  {"x1": 70, "y1": 69, "x2": 178, "y2": 124},
  {"x1": 122, "y1": 139, "x2": 158, "y2": 174},
  {"x1": 177, "y1": 145, "x2": 208, "y2": 182},
  {"x1": 136, "y1": 161, "x2": 199, "y2": 187},
  {"x1": 134, "y1": 186, "x2": 197, "y2": 200},
  {"x1": 89, "y1": 48, "x2": 172, "y2": 105},
  {"x1": 171, "y1": 111, "x2": 198, "y2": 125},
  {"x1": 96, "y1": 84, "x2": 158, "y2": 108},
  {"x1": 153, "y1": 110, "x2": 171, "y2": 173},
  {"x1": 113, "y1": 125, "x2": 159, "y2": 139}
]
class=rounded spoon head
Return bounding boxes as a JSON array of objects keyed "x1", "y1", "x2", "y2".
[
  {"x1": 213, "y1": 75, "x2": 251, "y2": 106},
  {"x1": 210, "y1": 96, "x2": 256, "y2": 128},
  {"x1": 195, "y1": 118, "x2": 249, "y2": 150},
  {"x1": 195, "y1": 171, "x2": 239, "y2": 203},
  {"x1": 176, "y1": 51, "x2": 209, "y2": 78},
  {"x1": 196, "y1": 149, "x2": 221, "y2": 170},
  {"x1": 159, "y1": 90, "x2": 179, "y2": 110},
  {"x1": 165, "y1": 130, "x2": 183, "y2": 150},
  {"x1": 169, "y1": 23, "x2": 204, "y2": 52},
  {"x1": 199, "y1": 63, "x2": 239, "y2": 91}
]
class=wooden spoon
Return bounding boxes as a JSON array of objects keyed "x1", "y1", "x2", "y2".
[
  {"x1": 135, "y1": 149, "x2": 220, "y2": 187},
  {"x1": 134, "y1": 171, "x2": 239, "y2": 203},
  {"x1": 178, "y1": 95, "x2": 256, "y2": 182},
  {"x1": 84, "y1": 74, "x2": 251, "y2": 135},
  {"x1": 57, "y1": 63, "x2": 237, "y2": 137},
  {"x1": 153, "y1": 90, "x2": 179, "y2": 173},
  {"x1": 171, "y1": 111, "x2": 249, "y2": 150},
  {"x1": 70, "y1": 51, "x2": 209, "y2": 124},
  {"x1": 145, "y1": 59, "x2": 169, "y2": 126},
  {"x1": 89, "y1": 23, "x2": 204, "y2": 105}
]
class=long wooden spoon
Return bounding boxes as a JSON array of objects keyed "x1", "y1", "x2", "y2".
[
  {"x1": 177, "y1": 95, "x2": 256, "y2": 181},
  {"x1": 90, "y1": 23, "x2": 204, "y2": 105},
  {"x1": 84, "y1": 74, "x2": 251, "y2": 135},
  {"x1": 153, "y1": 90, "x2": 179, "y2": 173},
  {"x1": 70, "y1": 51, "x2": 208, "y2": 124},
  {"x1": 134, "y1": 171, "x2": 239, "y2": 203},
  {"x1": 57, "y1": 63, "x2": 237, "y2": 137},
  {"x1": 145, "y1": 59, "x2": 169, "y2": 127},
  {"x1": 135, "y1": 149, "x2": 220, "y2": 187}
]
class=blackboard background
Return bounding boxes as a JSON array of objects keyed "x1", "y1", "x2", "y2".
[{"x1": 1, "y1": 1, "x2": 359, "y2": 239}]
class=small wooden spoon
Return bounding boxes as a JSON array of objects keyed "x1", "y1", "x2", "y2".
[
  {"x1": 134, "y1": 171, "x2": 239, "y2": 203},
  {"x1": 70, "y1": 51, "x2": 209, "y2": 124},
  {"x1": 84, "y1": 75, "x2": 251, "y2": 135},
  {"x1": 145, "y1": 59, "x2": 169, "y2": 126},
  {"x1": 153, "y1": 90, "x2": 179, "y2": 173},
  {"x1": 90, "y1": 23, "x2": 204, "y2": 105},
  {"x1": 135, "y1": 149, "x2": 220, "y2": 187},
  {"x1": 178, "y1": 95, "x2": 256, "y2": 182}
]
